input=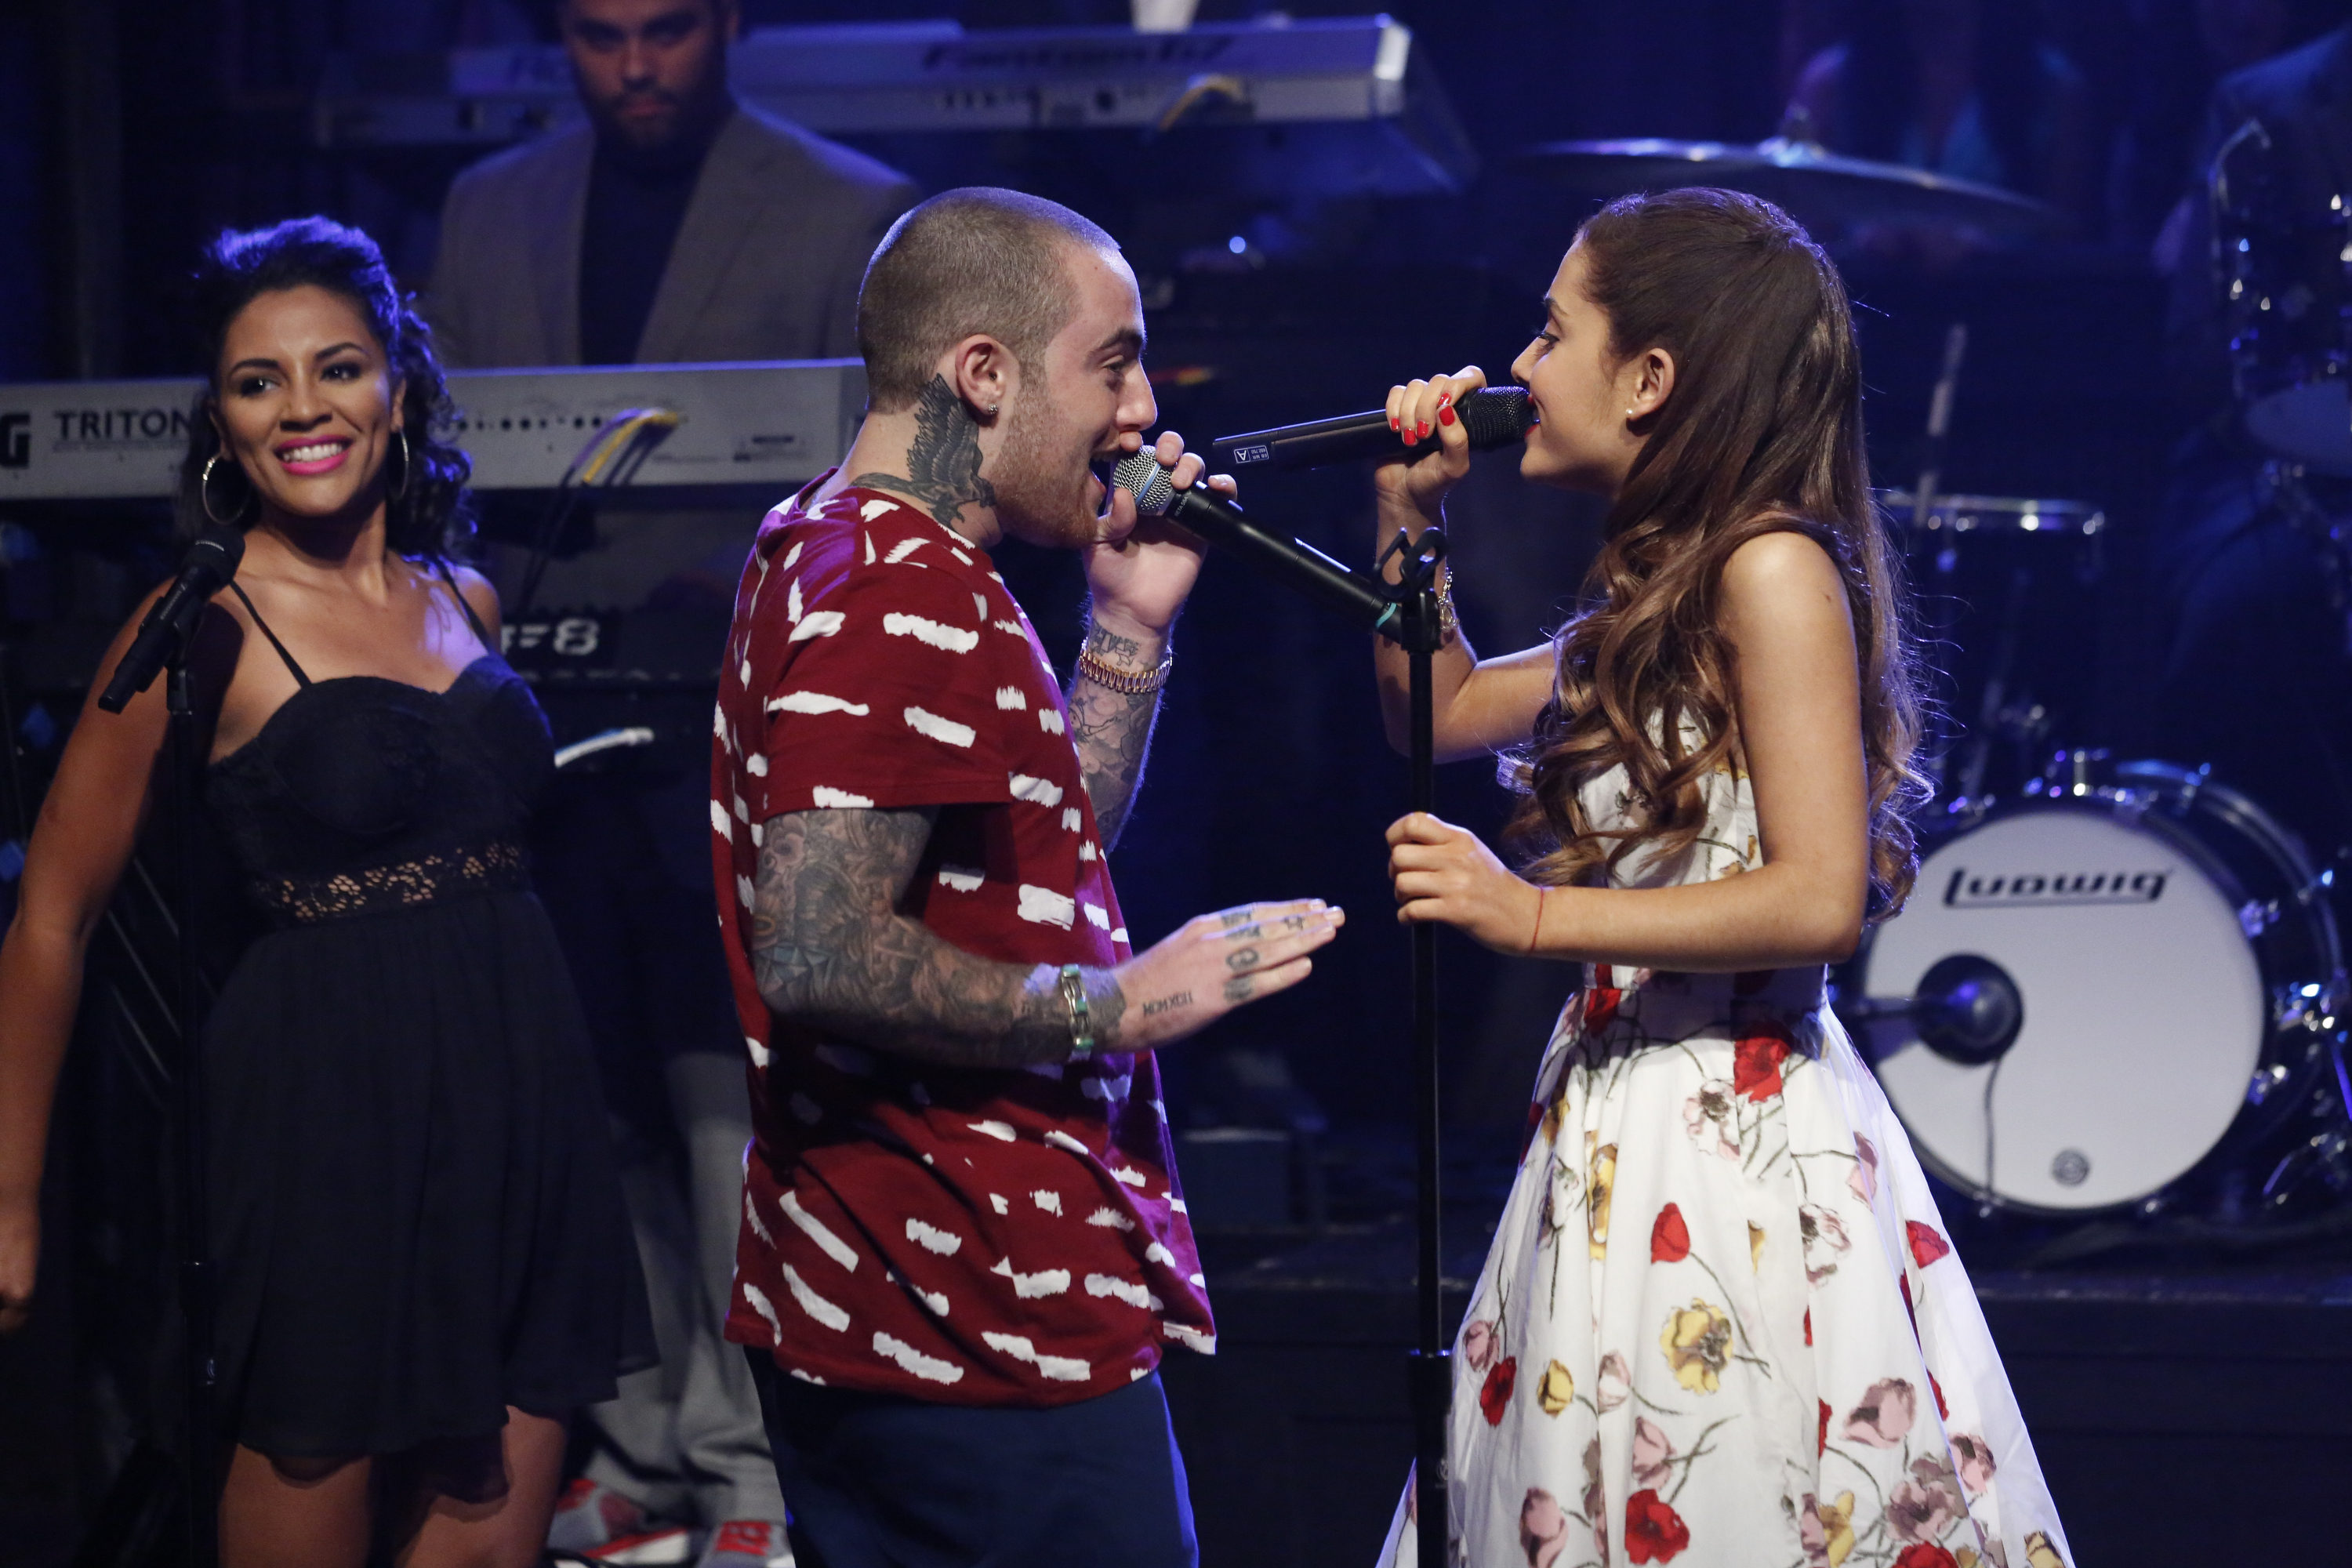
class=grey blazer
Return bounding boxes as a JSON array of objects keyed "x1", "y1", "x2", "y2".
[{"x1": 428, "y1": 103, "x2": 917, "y2": 368}]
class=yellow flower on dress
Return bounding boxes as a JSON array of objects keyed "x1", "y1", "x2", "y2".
[
  {"x1": 1658, "y1": 1298, "x2": 1731, "y2": 1394},
  {"x1": 1817, "y1": 1492, "x2": 1856, "y2": 1567},
  {"x1": 1748, "y1": 1221, "x2": 1766, "y2": 1270},
  {"x1": 1537, "y1": 1359, "x2": 1575, "y2": 1416},
  {"x1": 1956, "y1": 1550, "x2": 1980, "y2": 1568},
  {"x1": 1586, "y1": 1136, "x2": 1617, "y2": 1260},
  {"x1": 2024, "y1": 1532, "x2": 2067, "y2": 1568}
]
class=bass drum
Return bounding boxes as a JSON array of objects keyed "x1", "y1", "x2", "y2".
[{"x1": 1850, "y1": 760, "x2": 2347, "y2": 1214}]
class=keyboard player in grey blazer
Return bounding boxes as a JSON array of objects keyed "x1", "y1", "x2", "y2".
[{"x1": 426, "y1": 2, "x2": 915, "y2": 1562}]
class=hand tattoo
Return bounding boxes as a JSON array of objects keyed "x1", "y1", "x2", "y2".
[
  {"x1": 1140, "y1": 993, "x2": 1192, "y2": 1016},
  {"x1": 1068, "y1": 612, "x2": 1163, "y2": 848},
  {"x1": 1223, "y1": 975, "x2": 1255, "y2": 1003},
  {"x1": 849, "y1": 376, "x2": 998, "y2": 531},
  {"x1": 1226, "y1": 948, "x2": 1260, "y2": 972},
  {"x1": 750, "y1": 806, "x2": 1126, "y2": 1067}
]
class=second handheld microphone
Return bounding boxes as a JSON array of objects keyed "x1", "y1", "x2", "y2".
[
  {"x1": 1210, "y1": 386, "x2": 1534, "y2": 473},
  {"x1": 1111, "y1": 450, "x2": 1394, "y2": 633}
]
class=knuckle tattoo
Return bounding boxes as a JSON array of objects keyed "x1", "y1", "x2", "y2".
[{"x1": 1226, "y1": 947, "x2": 1260, "y2": 972}]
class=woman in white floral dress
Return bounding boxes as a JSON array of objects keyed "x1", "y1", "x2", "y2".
[{"x1": 1366, "y1": 188, "x2": 2071, "y2": 1568}]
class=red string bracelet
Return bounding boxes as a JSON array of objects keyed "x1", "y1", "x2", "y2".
[{"x1": 1526, "y1": 884, "x2": 1549, "y2": 955}]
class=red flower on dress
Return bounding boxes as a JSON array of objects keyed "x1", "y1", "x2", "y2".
[
  {"x1": 1650, "y1": 1203, "x2": 1691, "y2": 1263},
  {"x1": 1585, "y1": 986, "x2": 1623, "y2": 1034},
  {"x1": 1907, "y1": 1221, "x2": 1951, "y2": 1268},
  {"x1": 1929, "y1": 1370, "x2": 1949, "y2": 1421},
  {"x1": 1893, "y1": 1545, "x2": 1958, "y2": 1568},
  {"x1": 1624, "y1": 1490, "x2": 1691, "y2": 1563},
  {"x1": 1732, "y1": 1024, "x2": 1795, "y2": 1101},
  {"x1": 1817, "y1": 1398, "x2": 1831, "y2": 1455},
  {"x1": 1479, "y1": 1356, "x2": 1518, "y2": 1425},
  {"x1": 1803, "y1": 1307, "x2": 1813, "y2": 1346}
]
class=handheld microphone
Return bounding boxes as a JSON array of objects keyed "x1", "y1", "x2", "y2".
[
  {"x1": 99, "y1": 528, "x2": 245, "y2": 713},
  {"x1": 1211, "y1": 387, "x2": 1534, "y2": 473},
  {"x1": 1111, "y1": 451, "x2": 1394, "y2": 633}
]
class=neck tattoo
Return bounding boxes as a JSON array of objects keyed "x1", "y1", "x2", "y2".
[{"x1": 850, "y1": 376, "x2": 998, "y2": 531}]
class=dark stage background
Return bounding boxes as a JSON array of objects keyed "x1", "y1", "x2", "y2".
[{"x1": 4, "y1": 1, "x2": 2352, "y2": 1564}]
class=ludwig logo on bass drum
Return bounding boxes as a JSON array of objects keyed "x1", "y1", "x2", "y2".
[{"x1": 1943, "y1": 866, "x2": 2169, "y2": 907}]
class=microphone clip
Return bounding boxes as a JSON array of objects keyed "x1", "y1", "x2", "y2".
[{"x1": 1375, "y1": 527, "x2": 1450, "y2": 655}]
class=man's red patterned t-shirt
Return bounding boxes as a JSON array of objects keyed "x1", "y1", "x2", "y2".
[{"x1": 710, "y1": 479, "x2": 1214, "y2": 1405}]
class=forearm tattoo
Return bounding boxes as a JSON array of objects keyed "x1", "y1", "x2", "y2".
[
  {"x1": 750, "y1": 807, "x2": 1127, "y2": 1066},
  {"x1": 1068, "y1": 618, "x2": 1163, "y2": 848},
  {"x1": 848, "y1": 376, "x2": 998, "y2": 531}
]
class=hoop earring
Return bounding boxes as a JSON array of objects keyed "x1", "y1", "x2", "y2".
[
  {"x1": 387, "y1": 430, "x2": 412, "y2": 501},
  {"x1": 200, "y1": 452, "x2": 248, "y2": 528}
]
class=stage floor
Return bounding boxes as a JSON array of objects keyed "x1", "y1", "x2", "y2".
[{"x1": 1164, "y1": 1210, "x2": 2352, "y2": 1566}]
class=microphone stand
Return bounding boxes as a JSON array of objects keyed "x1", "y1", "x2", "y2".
[
  {"x1": 1170, "y1": 497, "x2": 1453, "y2": 1566},
  {"x1": 164, "y1": 648, "x2": 221, "y2": 1568},
  {"x1": 102, "y1": 634, "x2": 221, "y2": 1566},
  {"x1": 1385, "y1": 527, "x2": 1454, "y2": 1568}
]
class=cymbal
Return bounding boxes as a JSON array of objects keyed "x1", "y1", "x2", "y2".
[{"x1": 1513, "y1": 137, "x2": 2060, "y2": 238}]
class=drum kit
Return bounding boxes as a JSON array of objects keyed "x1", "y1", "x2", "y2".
[{"x1": 1530, "y1": 132, "x2": 2352, "y2": 1237}]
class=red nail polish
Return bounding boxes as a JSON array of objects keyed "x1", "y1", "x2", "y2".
[
  {"x1": 1438, "y1": 391, "x2": 1452, "y2": 408},
  {"x1": 1417, "y1": 421, "x2": 1430, "y2": 437},
  {"x1": 1439, "y1": 405, "x2": 1457, "y2": 426},
  {"x1": 1389, "y1": 416, "x2": 1399, "y2": 430}
]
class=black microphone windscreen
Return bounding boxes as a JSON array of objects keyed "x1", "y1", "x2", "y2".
[
  {"x1": 189, "y1": 527, "x2": 245, "y2": 577},
  {"x1": 1458, "y1": 387, "x2": 1534, "y2": 447}
]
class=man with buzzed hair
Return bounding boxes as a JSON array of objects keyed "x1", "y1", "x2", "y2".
[
  {"x1": 431, "y1": 3, "x2": 917, "y2": 1559},
  {"x1": 710, "y1": 187, "x2": 1345, "y2": 1566}
]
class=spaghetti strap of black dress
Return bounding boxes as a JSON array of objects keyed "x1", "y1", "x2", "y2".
[{"x1": 201, "y1": 561, "x2": 652, "y2": 1479}]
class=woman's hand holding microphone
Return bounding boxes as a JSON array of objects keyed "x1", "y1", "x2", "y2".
[
  {"x1": 1372, "y1": 365, "x2": 1562, "y2": 953},
  {"x1": 1374, "y1": 365, "x2": 1490, "y2": 546}
]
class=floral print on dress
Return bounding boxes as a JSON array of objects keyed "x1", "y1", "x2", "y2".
[{"x1": 1376, "y1": 737, "x2": 2071, "y2": 1567}]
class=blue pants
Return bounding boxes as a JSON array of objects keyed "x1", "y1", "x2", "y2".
[{"x1": 744, "y1": 1351, "x2": 1198, "y2": 1568}]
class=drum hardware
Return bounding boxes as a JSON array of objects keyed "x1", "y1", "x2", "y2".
[
  {"x1": 1877, "y1": 499, "x2": 2105, "y2": 815},
  {"x1": 2212, "y1": 118, "x2": 2352, "y2": 474},
  {"x1": 2259, "y1": 1033, "x2": 2352, "y2": 1208},
  {"x1": 1881, "y1": 493, "x2": 2108, "y2": 536},
  {"x1": 2256, "y1": 461, "x2": 2352, "y2": 651},
  {"x1": 1908, "y1": 323, "x2": 1968, "y2": 575}
]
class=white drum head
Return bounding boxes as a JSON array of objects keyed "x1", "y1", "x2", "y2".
[{"x1": 1860, "y1": 808, "x2": 2265, "y2": 1210}]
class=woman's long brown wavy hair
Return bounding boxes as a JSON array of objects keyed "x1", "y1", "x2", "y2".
[{"x1": 1503, "y1": 188, "x2": 1932, "y2": 919}]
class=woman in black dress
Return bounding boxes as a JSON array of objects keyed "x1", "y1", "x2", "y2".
[{"x1": 0, "y1": 218, "x2": 648, "y2": 1564}]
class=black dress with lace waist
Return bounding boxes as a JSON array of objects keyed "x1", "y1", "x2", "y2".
[{"x1": 201, "y1": 567, "x2": 651, "y2": 1461}]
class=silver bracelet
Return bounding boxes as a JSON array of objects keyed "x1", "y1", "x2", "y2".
[
  {"x1": 1075, "y1": 648, "x2": 1173, "y2": 695},
  {"x1": 1058, "y1": 964, "x2": 1096, "y2": 1058},
  {"x1": 1434, "y1": 567, "x2": 1461, "y2": 646}
]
